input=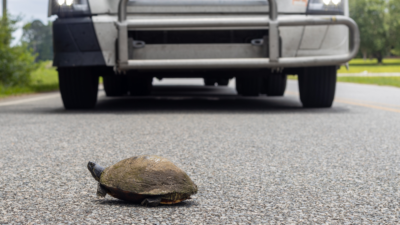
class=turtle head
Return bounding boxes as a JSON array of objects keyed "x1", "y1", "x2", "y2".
[{"x1": 87, "y1": 161, "x2": 105, "y2": 182}]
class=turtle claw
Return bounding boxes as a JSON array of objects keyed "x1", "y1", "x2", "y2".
[
  {"x1": 96, "y1": 183, "x2": 107, "y2": 198},
  {"x1": 141, "y1": 197, "x2": 161, "y2": 207}
]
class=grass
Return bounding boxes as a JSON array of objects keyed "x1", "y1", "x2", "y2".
[
  {"x1": 288, "y1": 58, "x2": 400, "y2": 88},
  {"x1": 337, "y1": 58, "x2": 400, "y2": 88},
  {"x1": 337, "y1": 76, "x2": 400, "y2": 88},
  {"x1": 288, "y1": 75, "x2": 400, "y2": 88},
  {"x1": 0, "y1": 61, "x2": 59, "y2": 98},
  {"x1": 0, "y1": 61, "x2": 104, "y2": 99},
  {"x1": 337, "y1": 58, "x2": 400, "y2": 74},
  {"x1": 30, "y1": 61, "x2": 59, "y2": 92}
]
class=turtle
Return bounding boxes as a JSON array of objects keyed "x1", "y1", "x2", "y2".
[{"x1": 87, "y1": 155, "x2": 198, "y2": 207}]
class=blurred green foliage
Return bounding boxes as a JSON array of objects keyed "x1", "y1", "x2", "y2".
[
  {"x1": 0, "y1": 61, "x2": 59, "y2": 98},
  {"x1": 22, "y1": 20, "x2": 53, "y2": 62},
  {"x1": 337, "y1": 77, "x2": 400, "y2": 88},
  {"x1": 350, "y1": 0, "x2": 390, "y2": 62},
  {"x1": 388, "y1": 0, "x2": 400, "y2": 55},
  {"x1": 0, "y1": 16, "x2": 38, "y2": 86},
  {"x1": 350, "y1": 0, "x2": 400, "y2": 62},
  {"x1": 337, "y1": 58, "x2": 400, "y2": 73}
]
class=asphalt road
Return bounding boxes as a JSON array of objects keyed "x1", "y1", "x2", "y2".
[{"x1": 1, "y1": 79, "x2": 400, "y2": 224}]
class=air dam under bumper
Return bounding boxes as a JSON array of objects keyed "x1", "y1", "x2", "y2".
[{"x1": 53, "y1": 17, "x2": 106, "y2": 67}]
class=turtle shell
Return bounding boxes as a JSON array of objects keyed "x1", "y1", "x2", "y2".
[{"x1": 99, "y1": 155, "x2": 198, "y2": 203}]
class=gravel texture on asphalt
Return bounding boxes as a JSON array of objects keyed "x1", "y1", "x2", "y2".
[{"x1": 1, "y1": 80, "x2": 400, "y2": 224}]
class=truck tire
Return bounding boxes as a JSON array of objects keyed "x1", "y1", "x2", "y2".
[
  {"x1": 298, "y1": 66, "x2": 336, "y2": 108},
  {"x1": 204, "y1": 78, "x2": 216, "y2": 86},
  {"x1": 58, "y1": 67, "x2": 99, "y2": 109},
  {"x1": 235, "y1": 78, "x2": 243, "y2": 95},
  {"x1": 236, "y1": 77, "x2": 259, "y2": 96},
  {"x1": 263, "y1": 74, "x2": 287, "y2": 96},
  {"x1": 128, "y1": 77, "x2": 153, "y2": 96},
  {"x1": 217, "y1": 78, "x2": 229, "y2": 86},
  {"x1": 103, "y1": 75, "x2": 128, "y2": 97}
]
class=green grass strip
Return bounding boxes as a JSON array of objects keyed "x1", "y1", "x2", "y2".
[
  {"x1": 0, "y1": 61, "x2": 59, "y2": 99},
  {"x1": 337, "y1": 76, "x2": 400, "y2": 88},
  {"x1": 338, "y1": 58, "x2": 400, "y2": 74},
  {"x1": 289, "y1": 75, "x2": 400, "y2": 88}
]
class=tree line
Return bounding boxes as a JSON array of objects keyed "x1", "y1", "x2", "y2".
[
  {"x1": 22, "y1": 20, "x2": 53, "y2": 62},
  {"x1": 350, "y1": 0, "x2": 400, "y2": 62},
  {"x1": 0, "y1": 17, "x2": 37, "y2": 87},
  {"x1": 0, "y1": 17, "x2": 52, "y2": 87}
]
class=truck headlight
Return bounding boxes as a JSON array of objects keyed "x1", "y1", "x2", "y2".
[
  {"x1": 307, "y1": 0, "x2": 344, "y2": 15},
  {"x1": 50, "y1": 0, "x2": 90, "y2": 17},
  {"x1": 66, "y1": 0, "x2": 74, "y2": 6}
]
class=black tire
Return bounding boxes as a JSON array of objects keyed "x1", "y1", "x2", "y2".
[
  {"x1": 235, "y1": 78, "x2": 243, "y2": 95},
  {"x1": 298, "y1": 66, "x2": 337, "y2": 108},
  {"x1": 103, "y1": 75, "x2": 128, "y2": 97},
  {"x1": 128, "y1": 77, "x2": 153, "y2": 96},
  {"x1": 263, "y1": 74, "x2": 287, "y2": 96},
  {"x1": 204, "y1": 78, "x2": 216, "y2": 86},
  {"x1": 58, "y1": 67, "x2": 99, "y2": 109},
  {"x1": 217, "y1": 78, "x2": 229, "y2": 86},
  {"x1": 236, "y1": 77, "x2": 259, "y2": 96}
]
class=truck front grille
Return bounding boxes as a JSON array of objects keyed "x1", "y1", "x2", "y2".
[{"x1": 129, "y1": 30, "x2": 268, "y2": 44}]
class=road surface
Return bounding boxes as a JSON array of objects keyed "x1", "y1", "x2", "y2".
[{"x1": 0, "y1": 79, "x2": 399, "y2": 224}]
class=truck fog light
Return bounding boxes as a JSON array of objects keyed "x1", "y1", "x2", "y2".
[
  {"x1": 323, "y1": 0, "x2": 331, "y2": 5},
  {"x1": 57, "y1": 0, "x2": 65, "y2": 5},
  {"x1": 66, "y1": 0, "x2": 73, "y2": 6}
]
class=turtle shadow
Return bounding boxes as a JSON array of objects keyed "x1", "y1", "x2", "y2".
[{"x1": 95, "y1": 199, "x2": 198, "y2": 208}]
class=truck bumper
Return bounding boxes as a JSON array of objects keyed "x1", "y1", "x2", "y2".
[
  {"x1": 53, "y1": 17, "x2": 106, "y2": 67},
  {"x1": 53, "y1": 0, "x2": 359, "y2": 70},
  {"x1": 115, "y1": 0, "x2": 359, "y2": 71}
]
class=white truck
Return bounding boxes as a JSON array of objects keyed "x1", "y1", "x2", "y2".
[{"x1": 49, "y1": 0, "x2": 359, "y2": 109}]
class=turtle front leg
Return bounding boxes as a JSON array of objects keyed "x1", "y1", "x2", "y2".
[
  {"x1": 96, "y1": 183, "x2": 107, "y2": 198},
  {"x1": 141, "y1": 197, "x2": 162, "y2": 207}
]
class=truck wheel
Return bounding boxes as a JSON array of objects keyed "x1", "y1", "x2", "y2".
[
  {"x1": 263, "y1": 74, "x2": 287, "y2": 96},
  {"x1": 217, "y1": 78, "x2": 229, "y2": 86},
  {"x1": 204, "y1": 78, "x2": 216, "y2": 86},
  {"x1": 103, "y1": 75, "x2": 128, "y2": 97},
  {"x1": 235, "y1": 78, "x2": 243, "y2": 95},
  {"x1": 128, "y1": 77, "x2": 153, "y2": 96},
  {"x1": 236, "y1": 77, "x2": 259, "y2": 96},
  {"x1": 58, "y1": 67, "x2": 99, "y2": 109},
  {"x1": 298, "y1": 66, "x2": 336, "y2": 108}
]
